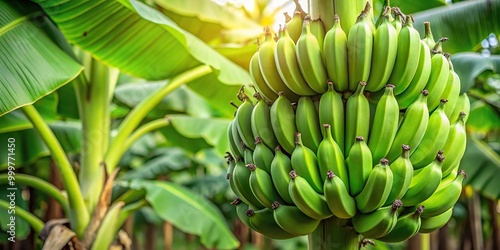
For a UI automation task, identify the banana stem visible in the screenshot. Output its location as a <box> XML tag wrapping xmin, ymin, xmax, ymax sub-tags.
<box><xmin>420</xmin><ymin>233</ymin><xmax>431</xmax><ymax>250</ymax></box>
<box><xmin>318</xmin><ymin>0</ymin><xmax>335</xmax><ymax>30</ymax></box>
<box><xmin>0</xmin><ymin>199</ymin><xmax>44</xmax><ymax>234</ymax></box>
<box><xmin>75</xmin><ymin>56</ymin><xmax>119</xmax><ymax>217</ymax></box>
<box><xmin>308</xmin><ymin>217</ymin><xmax>361</xmax><ymax>250</ymax></box>
<box><xmin>0</xmin><ymin>174</ymin><xmax>70</xmax><ymax>215</ymax></box>
<box><xmin>21</xmin><ymin>105</ymin><xmax>89</xmax><ymax>237</ymax></box>
<box><xmin>104</xmin><ymin>64</ymin><xmax>212</xmax><ymax>172</ymax></box>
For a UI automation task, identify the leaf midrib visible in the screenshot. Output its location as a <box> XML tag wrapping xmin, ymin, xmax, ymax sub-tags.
<box><xmin>0</xmin><ymin>11</ymin><xmax>43</xmax><ymax>36</ymax></box>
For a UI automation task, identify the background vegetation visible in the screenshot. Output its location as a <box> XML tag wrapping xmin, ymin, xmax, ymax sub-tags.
<box><xmin>0</xmin><ymin>0</ymin><xmax>498</xmax><ymax>249</ymax></box>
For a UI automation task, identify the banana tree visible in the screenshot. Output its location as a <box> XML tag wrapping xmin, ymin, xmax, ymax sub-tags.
<box><xmin>0</xmin><ymin>0</ymin><xmax>256</xmax><ymax>248</ymax></box>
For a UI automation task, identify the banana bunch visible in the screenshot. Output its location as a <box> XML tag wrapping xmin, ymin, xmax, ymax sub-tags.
<box><xmin>227</xmin><ymin>1</ymin><xmax>468</xmax><ymax>243</ymax></box>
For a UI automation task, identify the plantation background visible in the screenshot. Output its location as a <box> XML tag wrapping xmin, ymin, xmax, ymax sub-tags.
<box><xmin>0</xmin><ymin>0</ymin><xmax>498</xmax><ymax>249</ymax></box>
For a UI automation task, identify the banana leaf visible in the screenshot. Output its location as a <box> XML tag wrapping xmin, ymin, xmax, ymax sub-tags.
<box><xmin>462</xmin><ymin>137</ymin><xmax>500</xmax><ymax>199</ymax></box>
<box><xmin>0</xmin><ymin>93</ymin><xmax>57</xmax><ymax>133</ymax></box>
<box><xmin>153</xmin><ymin>0</ymin><xmax>261</xmax><ymax>43</ymax></box>
<box><xmin>451</xmin><ymin>53</ymin><xmax>500</xmax><ymax>93</ymax></box>
<box><xmin>114</xmin><ymin>81</ymin><xmax>220</xmax><ymax>118</ymax></box>
<box><xmin>161</xmin><ymin>115</ymin><xmax>231</xmax><ymax>155</ymax></box>
<box><xmin>413</xmin><ymin>0</ymin><xmax>500</xmax><ymax>53</ymax></box>
<box><xmin>32</xmin><ymin>0</ymin><xmax>251</xmax><ymax>113</ymax></box>
<box><xmin>0</xmin><ymin>1</ymin><xmax>83</xmax><ymax>116</ymax></box>
<box><xmin>126</xmin><ymin>179</ymin><xmax>239</xmax><ymax>249</ymax></box>
<box><xmin>119</xmin><ymin>147</ymin><xmax>193</xmax><ymax>181</ymax></box>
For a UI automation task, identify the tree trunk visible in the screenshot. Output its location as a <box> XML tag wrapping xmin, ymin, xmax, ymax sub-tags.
<box><xmin>490</xmin><ymin>199</ymin><xmax>499</xmax><ymax>250</ymax></box>
<box><xmin>308</xmin><ymin>217</ymin><xmax>360</xmax><ymax>250</ymax></box>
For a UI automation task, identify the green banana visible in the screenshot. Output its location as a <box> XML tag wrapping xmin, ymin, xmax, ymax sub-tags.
<box><xmin>323</xmin><ymin>15</ymin><xmax>349</xmax><ymax>92</ymax></box>
<box><xmin>365</xmin><ymin>7</ymin><xmax>398</xmax><ymax>92</ymax></box>
<box><xmin>419</xmin><ymin>206</ymin><xmax>453</xmax><ymax>233</ymax></box>
<box><xmin>425</xmin><ymin>38</ymin><xmax>450</xmax><ymax>111</ymax></box>
<box><xmin>378</xmin><ymin>206</ymin><xmax>424</xmax><ymax>242</ymax></box>
<box><xmin>391</xmin><ymin>8</ymin><xmax>403</xmax><ymax>34</ymax></box>
<box><xmin>317</xmin><ymin>124</ymin><xmax>348</xmax><ymax>185</ymax></box>
<box><xmin>248</xmin><ymin>163</ymin><xmax>285</xmax><ymax>208</ymax></box>
<box><xmin>324</xmin><ymin>171</ymin><xmax>357</xmax><ymax>219</ymax></box>
<box><xmin>274</xmin><ymin>25</ymin><xmax>318</xmax><ymax>96</ymax></box>
<box><xmin>442</xmin><ymin>59</ymin><xmax>462</xmax><ymax>120</ymax></box>
<box><xmin>296</xmin><ymin>17</ymin><xmax>329</xmax><ymax>93</ymax></box>
<box><xmin>352</xmin><ymin>200</ymin><xmax>403</xmax><ymax>239</ymax></box>
<box><xmin>234</xmin><ymin>88</ymin><xmax>255</xmax><ymax>150</ymax></box>
<box><xmin>226</xmin><ymin>152</ymin><xmax>236</xmax><ymax>180</ymax></box>
<box><xmin>227</xmin><ymin>155</ymin><xmax>243</xmax><ymax>199</ymax></box>
<box><xmin>287</xmin><ymin>0</ymin><xmax>307</xmax><ymax>42</ymax></box>
<box><xmin>247</xmin><ymin>208</ymin><xmax>297</xmax><ymax>239</ymax></box>
<box><xmin>384</xmin><ymin>145</ymin><xmax>413</xmax><ymax>206</ymax></box>
<box><xmin>355</xmin><ymin>158</ymin><xmax>394</xmax><ymax>213</ymax></box>
<box><xmin>422</xmin><ymin>22</ymin><xmax>436</xmax><ymax>49</ymax></box>
<box><xmin>252</xmin><ymin>137</ymin><xmax>274</xmax><ymax>174</ymax></box>
<box><xmin>295</xmin><ymin>96</ymin><xmax>322</xmax><ymax>152</ymax></box>
<box><xmin>243</xmin><ymin>146</ymin><xmax>253</xmax><ymax>165</ymax></box>
<box><xmin>250</xmin><ymin>93</ymin><xmax>278</xmax><ymax>150</ymax></box>
<box><xmin>345</xmin><ymin>81</ymin><xmax>370</xmax><ymax>154</ymax></box>
<box><xmin>227</xmin><ymin>120</ymin><xmax>244</xmax><ymax>158</ymax></box>
<box><xmin>249</xmin><ymin>49</ymin><xmax>278</xmax><ymax>102</ymax></box>
<box><xmin>450</xmin><ymin>94</ymin><xmax>470</xmax><ymax>124</ymax></box>
<box><xmin>270</xmin><ymin>92</ymin><xmax>296</xmax><ymax>154</ymax></box>
<box><xmin>287</xmin><ymin>11</ymin><xmax>304</xmax><ymax>43</ymax></box>
<box><xmin>386</xmin><ymin>90</ymin><xmax>429</xmax><ymax>162</ymax></box>
<box><xmin>420</xmin><ymin>170</ymin><xmax>467</xmax><ymax>218</ymax></box>
<box><xmin>318</xmin><ymin>80</ymin><xmax>345</xmax><ymax>154</ymax></box>
<box><xmin>272</xmin><ymin>201</ymin><xmax>321</xmax><ymax>235</ymax></box>
<box><xmin>441</xmin><ymin>112</ymin><xmax>467</xmax><ymax>177</ymax></box>
<box><xmin>310</xmin><ymin>18</ymin><xmax>326</xmax><ymax>51</ymax></box>
<box><xmin>401</xmin><ymin>153</ymin><xmax>444</xmax><ymax>206</ymax></box>
<box><xmin>396</xmin><ymin>40</ymin><xmax>432</xmax><ymax>109</ymax></box>
<box><xmin>289</xmin><ymin>170</ymin><xmax>332</xmax><ymax>220</ymax></box>
<box><xmin>258</xmin><ymin>27</ymin><xmax>298</xmax><ymax>101</ymax></box>
<box><xmin>233</xmin><ymin>198</ymin><xmax>257</xmax><ymax>230</ymax></box>
<box><xmin>291</xmin><ymin>132</ymin><xmax>323</xmax><ymax>193</ymax></box>
<box><xmin>388</xmin><ymin>15</ymin><xmax>421</xmax><ymax>95</ymax></box>
<box><xmin>368</xmin><ymin>84</ymin><xmax>399</xmax><ymax>163</ymax></box>
<box><xmin>270</xmin><ymin>145</ymin><xmax>294</xmax><ymax>204</ymax></box>
<box><xmin>410</xmin><ymin>99</ymin><xmax>450</xmax><ymax>169</ymax></box>
<box><xmin>347</xmin><ymin>136</ymin><xmax>373</xmax><ymax>196</ymax></box>
<box><xmin>347</xmin><ymin>10</ymin><xmax>373</xmax><ymax>92</ymax></box>
<box><xmin>232</xmin><ymin>157</ymin><xmax>265</xmax><ymax>209</ymax></box>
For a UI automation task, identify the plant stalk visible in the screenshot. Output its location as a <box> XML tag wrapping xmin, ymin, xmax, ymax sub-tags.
<box><xmin>21</xmin><ymin>105</ymin><xmax>89</xmax><ymax>237</ymax></box>
<box><xmin>308</xmin><ymin>217</ymin><xmax>360</xmax><ymax>250</ymax></box>
<box><xmin>74</xmin><ymin>57</ymin><xmax>119</xmax><ymax>217</ymax></box>
<box><xmin>0</xmin><ymin>199</ymin><xmax>44</xmax><ymax>234</ymax></box>
<box><xmin>118</xmin><ymin>118</ymin><xmax>170</xmax><ymax>160</ymax></box>
<box><xmin>105</xmin><ymin>64</ymin><xmax>213</xmax><ymax>172</ymax></box>
<box><xmin>0</xmin><ymin>174</ymin><xmax>69</xmax><ymax>215</ymax></box>
<box><xmin>332</xmin><ymin>0</ymin><xmax>373</xmax><ymax>33</ymax></box>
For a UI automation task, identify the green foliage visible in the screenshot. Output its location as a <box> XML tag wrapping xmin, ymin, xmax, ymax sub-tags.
<box><xmin>126</xmin><ymin>180</ymin><xmax>239</xmax><ymax>249</ymax></box>
<box><xmin>0</xmin><ymin>1</ymin><xmax>82</xmax><ymax>116</ymax></box>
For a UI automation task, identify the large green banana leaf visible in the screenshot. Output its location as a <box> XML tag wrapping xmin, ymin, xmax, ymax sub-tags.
<box><xmin>126</xmin><ymin>180</ymin><xmax>239</xmax><ymax>249</ymax></box>
<box><xmin>32</xmin><ymin>0</ymin><xmax>251</xmax><ymax>112</ymax></box>
<box><xmin>0</xmin><ymin>1</ymin><xmax>83</xmax><ymax>116</ymax></box>
<box><xmin>153</xmin><ymin>0</ymin><xmax>261</xmax><ymax>43</ymax></box>
<box><xmin>413</xmin><ymin>0</ymin><xmax>500</xmax><ymax>53</ymax></box>
<box><xmin>452</xmin><ymin>53</ymin><xmax>500</xmax><ymax>93</ymax></box>
<box><xmin>462</xmin><ymin>137</ymin><xmax>500</xmax><ymax>199</ymax></box>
